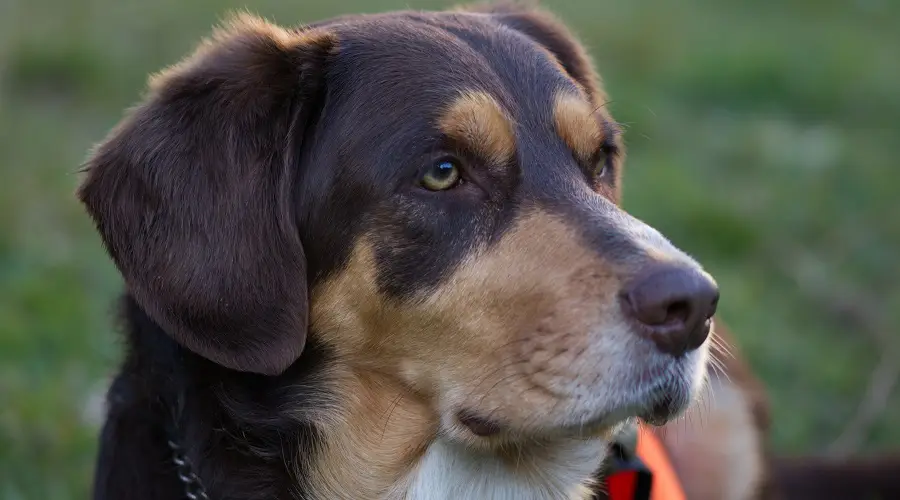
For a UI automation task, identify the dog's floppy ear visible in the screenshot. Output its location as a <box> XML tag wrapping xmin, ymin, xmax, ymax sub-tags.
<box><xmin>78</xmin><ymin>15</ymin><xmax>337</xmax><ymax>375</ymax></box>
<box><xmin>466</xmin><ymin>2</ymin><xmax>606</xmax><ymax>103</ymax></box>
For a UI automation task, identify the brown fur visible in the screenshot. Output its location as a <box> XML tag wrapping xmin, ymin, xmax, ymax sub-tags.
<box><xmin>79</xmin><ymin>5</ymin><xmax>802</xmax><ymax>500</ymax></box>
<box><xmin>438</xmin><ymin>91</ymin><xmax>517</xmax><ymax>167</ymax></box>
<box><xmin>553</xmin><ymin>92</ymin><xmax>604</xmax><ymax>163</ymax></box>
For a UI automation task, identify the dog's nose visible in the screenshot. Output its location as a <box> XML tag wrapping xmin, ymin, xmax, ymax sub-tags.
<box><xmin>620</xmin><ymin>264</ymin><xmax>719</xmax><ymax>357</ymax></box>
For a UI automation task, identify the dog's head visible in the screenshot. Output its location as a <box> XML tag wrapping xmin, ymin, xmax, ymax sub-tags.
<box><xmin>80</xmin><ymin>6</ymin><xmax>717</xmax><ymax>445</ymax></box>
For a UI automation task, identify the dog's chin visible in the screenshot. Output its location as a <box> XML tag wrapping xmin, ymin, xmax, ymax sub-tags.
<box><xmin>447</xmin><ymin>403</ymin><xmax>670</xmax><ymax>449</ymax></box>
<box><xmin>549</xmin><ymin>383</ymin><xmax>697</xmax><ymax>439</ymax></box>
<box><xmin>445</xmin><ymin>413</ymin><xmax>626</xmax><ymax>449</ymax></box>
<box><xmin>449</xmin><ymin>363</ymin><xmax>705</xmax><ymax>446</ymax></box>
<box><xmin>446</xmin><ymin>398</ymin><xmax>691</xmax><ymax>451</ymax></box>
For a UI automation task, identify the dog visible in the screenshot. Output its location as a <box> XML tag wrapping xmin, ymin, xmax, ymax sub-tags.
<box><xmin>78</xmin><ymin>3</ymin><xmax>842</xmax><ymax>499</ymax></box>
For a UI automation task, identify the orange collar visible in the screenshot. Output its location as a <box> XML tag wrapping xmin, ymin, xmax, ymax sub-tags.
<box><xmin>605</xmin><ymin>424</ymin><xmax>685</xmax><ymax>500</ymax></box>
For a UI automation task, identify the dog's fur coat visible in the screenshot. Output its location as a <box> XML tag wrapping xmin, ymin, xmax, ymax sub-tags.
<box><xmin>79</xmin><ymin>3</ymin><xmax>898</xmax><ymax>500</ymax></box>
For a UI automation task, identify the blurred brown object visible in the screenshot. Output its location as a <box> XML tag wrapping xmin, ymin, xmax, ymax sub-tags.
<box><xmin>654</xmin><ymin>322</ymin><xmax>774</xmax><ymax>499</ymax></box>
<box><xmin>656</xmin><ymin>321</ymin><xmax>900</xmax><ymax>499</ymax></box>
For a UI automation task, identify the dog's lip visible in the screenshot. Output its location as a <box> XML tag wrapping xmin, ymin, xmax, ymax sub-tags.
<box><xmin>560</xmin><ymin>401</ymin><xmax>673</xmax><ymax>435</ymax></box>
<box><xmin>455</xmin><ymin>398</ymin><xmax>675</xmax><ymax>441</ymax></box>
<box><xmin>455</xmin><ymin>371</ymin><xmax>693</xmax><ymax>439</ymax></box>
<box><xmin>456</xmin><ymin>396</ymin><xmax>685</xmax><ymax>439</ymax></box>
<box><xmin>636</xmin><ymin>394</ymin><xmax>678</xmax><ymax>426</ymax></box>
<box><xmin>555</xmin><ymin>414</ymin><xmax>626</xmax><ymax>438</ymax></box>
<box><xmin>457</xmin><ymin>410</ymin><xmax>504</xmax><ymax>437</ymax></box>
<box><xmin>455</xmin><ymin>401</ymin><xmax>651</xmax><ymax>440</ymax></box>
<box><xmin>558</xmin><ymin>384</ymin><xmax>688</xmax><ymax>434</ymax></box>
<box><xmin>456</xmin><ymin>409</ymin><xmax>618</xmax><ymax>440</ymax></box>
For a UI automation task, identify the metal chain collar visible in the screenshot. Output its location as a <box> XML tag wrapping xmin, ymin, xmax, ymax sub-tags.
<box><xmin>166</xmin><ymin>438</ymin><xmax>211</xmax><ymax>500</ymax></box>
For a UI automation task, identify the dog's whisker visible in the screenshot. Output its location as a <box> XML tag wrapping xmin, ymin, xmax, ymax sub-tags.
<box><xmin>709</xmin><ymin>332</ymin><xmax>736</xmax><ymax>360</ymax></box>
<box><xmin>709</xmin><ymin>355</ymin><xmax>733</xmax><ymax>385</ymax></box>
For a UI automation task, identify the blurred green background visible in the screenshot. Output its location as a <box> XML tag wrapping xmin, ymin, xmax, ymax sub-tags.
<box><xmin>2</xmin><ymin>0</ymin><xmax>898</xmax><ymax>498</ymax></box>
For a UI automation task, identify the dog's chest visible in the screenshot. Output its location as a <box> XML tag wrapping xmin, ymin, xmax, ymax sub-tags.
<box><xmin>397</xmin><ymin>438</ymin><xmax>607</xmax><ymax>500</ymax></box>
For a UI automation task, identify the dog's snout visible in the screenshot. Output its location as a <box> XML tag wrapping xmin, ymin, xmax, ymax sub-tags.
<box><xmin>620</xmin><ymin>264</ymin><xmax>719</xmax><ymax>357</ymax></box>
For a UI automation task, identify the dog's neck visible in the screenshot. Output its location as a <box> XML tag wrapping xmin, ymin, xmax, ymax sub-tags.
<box><xmin>305</xmin><ymin>368</ymin><xmax>607</xmax><ymax>500</ymax></box>
<box><xmin>403</xmin><ymin>436</ymin><xmax>606</xmax><ymax>500</ymax></box>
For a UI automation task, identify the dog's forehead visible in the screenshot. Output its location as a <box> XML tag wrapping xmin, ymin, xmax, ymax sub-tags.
<box><xmin>325</xmin><ymin>12</ymin><xmax>581</xmax><ymax>120</ymax></box>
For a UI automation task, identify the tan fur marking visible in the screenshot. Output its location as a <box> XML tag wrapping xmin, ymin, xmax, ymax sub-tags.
<box><xmin>306</xmin><ymin>371</ymin><xmax>436</xmax><ymax>499</ymax></box>
<box><xmin>553</xmin><ymin>92</ymin><xmax>603</xmax><ymax>163</ymax></box>
<box><xmin>437</xmin><ymin>91</ymin><xmax>516</xmax><ymax>166</ymax></box>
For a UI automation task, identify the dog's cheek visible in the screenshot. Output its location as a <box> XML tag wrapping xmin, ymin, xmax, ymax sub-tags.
<box><xmin>307</xmin><ymin>236</ymin><xmax>470</xmax><ymax>374</ymax></box>
<box><xmin>309</xmin><ymin>212</ymin><xmax>632</xmax><ymax>419</ymax></box>
<box><xmin>308</xmin><ymin>239</ymin><xmax>386</xmax><ymax>362</ymax></box>
<box><xmin>369</xmin><ymin>196</ymin><xmax>490</xmax><ymax>300</ymax></box>
<box><xmin>407</xmin><ymin>211</ymin><xmax>627</xmax><ymax>415</ymax></box>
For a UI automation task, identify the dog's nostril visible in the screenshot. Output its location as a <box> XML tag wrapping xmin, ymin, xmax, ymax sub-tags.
<box><xmin>620</xmin><ymin>264</ymin><xmax>719</xmax><ymax>357</ymax></box>
<box><xmin>664</xmin><ymin>300</ymin><xmax>690</xmax><ymax>325</ymax></box>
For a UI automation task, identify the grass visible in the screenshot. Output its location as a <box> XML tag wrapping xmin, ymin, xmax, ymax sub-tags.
<box><xmin>1</xmin><ymin>0</ymin><xmax>898</xmax><ymax>498</ymax></box>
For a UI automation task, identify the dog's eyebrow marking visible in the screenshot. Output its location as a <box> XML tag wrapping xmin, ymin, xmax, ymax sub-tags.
<box><xmin>437</xmin><ymin>91</ymin><xmax>516</xmax><ymax>166</ymax></box>
<box><xmin>553</xmin><ymin>92</ymin><xmax>604</xmax><ymax>163</ymax></box>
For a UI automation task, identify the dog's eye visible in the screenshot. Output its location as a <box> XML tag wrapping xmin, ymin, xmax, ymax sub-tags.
<box><xmin>421</xmin><ymin>160</ymin><xmax>462</xmax><ymax>191</ymax></box>
<box><xmin>594</xmin><ymin>147</ymin><xmax>612</xmax><ymax>180</ymax></box>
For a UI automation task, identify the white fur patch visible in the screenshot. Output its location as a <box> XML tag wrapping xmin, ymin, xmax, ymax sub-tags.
<box><xmin>400</xmin><ymin>437</ymin><xmax>607</xmax><ymax>500</ymax></box>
